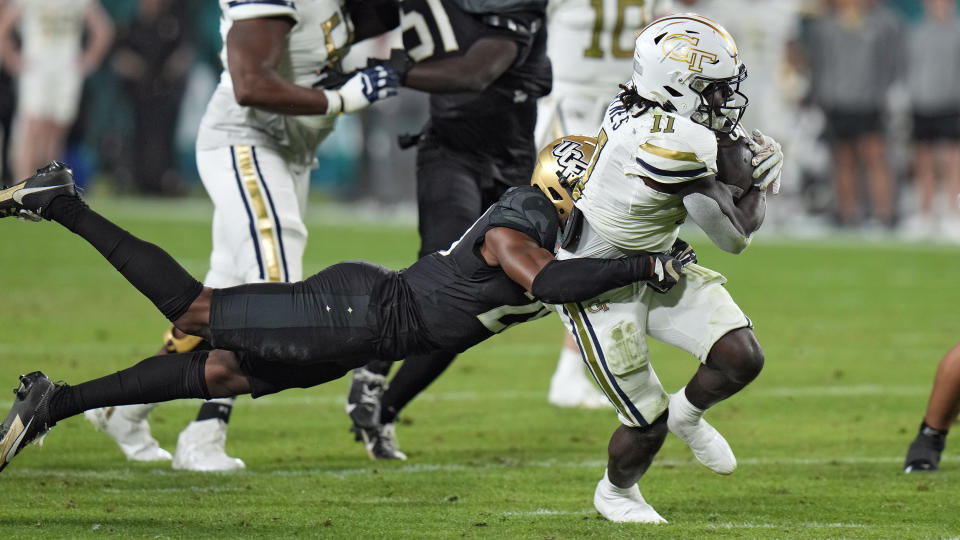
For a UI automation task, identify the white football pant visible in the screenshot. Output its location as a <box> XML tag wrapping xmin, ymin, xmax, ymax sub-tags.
<box><xmin>197</xmin><ymin>145</ymin><xmax>311</xmax><ymax>288</ymax></box>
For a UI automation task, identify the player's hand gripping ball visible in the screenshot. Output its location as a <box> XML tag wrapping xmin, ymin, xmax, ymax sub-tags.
<box><xmin>747</xmin><ymin>129</ymin><xmax>783</xmax><ymax>194</ymax></box>
<box><xmin>715</xmin><ymin>129</ymin><xmax>756</xmax><ymax>201</ymax></box>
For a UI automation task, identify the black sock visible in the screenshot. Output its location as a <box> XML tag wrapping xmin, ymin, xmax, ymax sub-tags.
<box><xmin>379</xmin><ymin>351</ymin><xmax>456</xmax><ymax>425</ymax></box>
<box><xmin>195</xmin><ymin>401</ymin><xmax>233</xmax><ymax>423</ymax></box>
<box><xmin>44</xmin><ymin>195</ymin><xmax>203</xmax><ymax>322</ymax></box>
<box><xmin>47</xmin><ymin>351</ymin><xmax>211</xmax><ymax>423</ymax></box>
<box><xmin>919</xmin><ymin>421</ymin><xmax>948</xmax><ymax>449</ymax></box>
<box><xmin>363</xmin><ymin>359</ymin><xmax>393</xmax><ymax>377</ymax></box>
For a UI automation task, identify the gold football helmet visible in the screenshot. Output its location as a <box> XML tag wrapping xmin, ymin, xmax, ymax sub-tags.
<box><xmin>530</xmin><ymin>135</ymin><xmax>597</xmax><ymax>238</ymax></box>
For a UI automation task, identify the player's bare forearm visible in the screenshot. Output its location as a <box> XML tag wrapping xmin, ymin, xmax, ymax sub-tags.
<box><xmin>227</xmin><ymin>17</ymin><xmax>335</xmax><ymax>115</ymax></box>
<box><xmin>481</xmin><ymin>227</ymin><xmax>554</xmax><ymax>291</ymax></box>
<box><xmin>405</xmin><ymin>37</ymin><xmax>517</xmax><ymax>93</ymax></box>
<box><xmin>482</xmin><ymin>227</ymin><xmax>683</xmax><ymax>303</ymax></box>
<box><xmin>733</xmin><ymin>186</ymin><xmax>766</xmax><ymax>237</ymax></box>
<box><xmin>682</xmin><ymin>177</ymin><xmax>764</xmax><ymax>254</ymax></box>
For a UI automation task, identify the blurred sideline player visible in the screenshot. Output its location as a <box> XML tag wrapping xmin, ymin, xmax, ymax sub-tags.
<box><xmin>535</xmin><ymin>0</ymin><xmax>675</xmax><ymax>409</ymax></box>
<box><xmin>83</xmin><ymin>0</ymin><xmax>401</xmax><ymax>471</ymax></box>
<box><xmin>0</xmin><ymin>0</ymin><xmax>113</xmax><ymax>183</ymax></box>
<box><xmin>341</xmin><ymin>0</ymin><xmax>554</xmax><ymax>459</ymax></box>
<box><xmin>904</xmin><ymin>341</ymin><xmax>960</xmax><ymax>472</ymax></box>
<box><xmin>550</xmin><ymin>15</ymin><xmax>783</xmax><ymax>522</ymax></box>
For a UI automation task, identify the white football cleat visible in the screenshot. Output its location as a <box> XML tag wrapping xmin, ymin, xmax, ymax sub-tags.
<box><xmin>667</xmin><ymin>390</ymin><xmax>736</xmax><ymax>475</ymax></box>
<box><xmin>593</xmin><ymin>470</ymin><xmax>667</xmax><ymax>523</ymax></box>
<box><xmin>172</xmin><ymin>419</ymin><xmax>245</xmax><ymax>472</ymax></box>
<box><xmin>85</xmin><ymin>404</ymin><xmax>172</xmax><ymax>462</ymax></box>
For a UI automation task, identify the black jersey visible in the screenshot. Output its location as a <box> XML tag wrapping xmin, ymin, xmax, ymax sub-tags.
<box><xmin>209</xmin><ymin>187</ymin><xmax>561</xmax><ymax>395</ymax></box>
<box><xmin>401</xmin><ymin>0</ymin><xmax>551</xmax><ymax>164</ymax></box>
<box><xmin>401</xmin><ymin>185</ymin><xmax>558</xmax><ymax>354</ymax></box>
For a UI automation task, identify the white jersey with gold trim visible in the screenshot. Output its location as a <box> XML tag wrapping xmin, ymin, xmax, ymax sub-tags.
<box><xmin>572</xmin><ymin>100</ymin><xmax>717</xmax><ymax>254</ymax></box>
<box><xmin>197</xmin><ymin>0</ymin><xmax>353</xmax><ymax>165</ymax></box>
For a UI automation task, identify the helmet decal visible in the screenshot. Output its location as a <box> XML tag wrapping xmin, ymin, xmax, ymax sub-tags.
<box><xmin>660</xmin><ymin>34</ymin><xmax>719</xmax><ymax>73</ymax></box>
<box><xmin>531</xmin><ymin>135</ymin><xmax>598</xmax><ymax>231</ymax></box>
<box><xmin>552</xmin><ymin>139</ymin><xmax>591</xmax><ymax>181</ymax></box>
<box><xmin>630</xmin><ymin>13</ymin><xmax>747</xmax><ymax>133</ymax></box>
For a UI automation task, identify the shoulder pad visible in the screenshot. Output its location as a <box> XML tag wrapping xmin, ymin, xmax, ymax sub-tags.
<box><xmin>488</xmin><ymin>186</ymin><xmax>559</xmax><ymax>249</ymax></box>
<box><xmin>627</xmin><ymin>112</ymin><xmax>718</xmax><ymax>185</ymax></box>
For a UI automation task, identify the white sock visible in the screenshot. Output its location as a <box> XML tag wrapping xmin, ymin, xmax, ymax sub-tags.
<box><xmin>601</xmin><ymin>469</ymin><xmax>638</xmax><ymax>495</ymax></box>
<box><xmin>671</xmin><ymin>386</ymin><xmax>705</xmax><ymax>424</ymax></box>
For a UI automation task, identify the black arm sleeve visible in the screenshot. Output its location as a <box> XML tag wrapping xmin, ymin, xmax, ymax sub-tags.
<box><xmin>530</xmin><ymin>256</ymin><xmax>652</xmax><ymax>304</ymax></box>
<box><xmin>345</xmin><ymin>0</ymin><xmax>400</xmax><ymax>42</ymax></box>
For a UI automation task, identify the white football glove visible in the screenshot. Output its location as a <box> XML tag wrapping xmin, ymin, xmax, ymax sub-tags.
<box><xmin>323</xmin><ymin>65</ymin><xmax>399</xmax><ymax>115</ymax></box>
<box><xmin>747</xmin><ymin>129</ymin><xmax>783</xmax><ymax>194</ymax></box>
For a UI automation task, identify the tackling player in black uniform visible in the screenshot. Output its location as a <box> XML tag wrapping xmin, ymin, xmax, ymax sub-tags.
<box><xmin>333</xmin><ymin>0</ymin><xmax>555</xmax><ymax>457</ymax></box>
<box><xmin>0</xmin><ymin>138</ymin><xmax>691</xmax><ymax>473</ymax></box>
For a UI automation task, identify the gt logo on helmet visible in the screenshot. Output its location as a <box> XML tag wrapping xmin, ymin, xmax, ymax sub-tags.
<box><xmin>661</xmin><ymin>34</ymin><xmax>718</xmax><ymax>73</ymax></box>
<box><xmin>552</xmin><ymin>139</ymin><xmax>590</xmax><ymax>179</ymax></box>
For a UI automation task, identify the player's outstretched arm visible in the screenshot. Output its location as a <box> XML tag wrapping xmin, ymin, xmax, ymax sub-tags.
<box><xmin>680</xmin><ymin>176</ymin><xmax>766</xmax><ymax>254</ymax></box>
<box><xmin>481</xmin><ymin>227</ymin><xmax>685</xmax><ymax>303</ymax></box>
<box><xmin>404</xmin><ymin>37</ymin><xmax>518</xmax><ymax>93</ymax></box>
<box><xmin>227</xmin><ymin>18</ymin><xmax>396</xmax><ymax>115</ymax></box>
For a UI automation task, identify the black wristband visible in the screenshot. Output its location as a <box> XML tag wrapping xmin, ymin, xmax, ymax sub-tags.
<box><xmin>531</xmin><ymin>256</ymin><xmax>651</xmax><ymax>304</ymax></box>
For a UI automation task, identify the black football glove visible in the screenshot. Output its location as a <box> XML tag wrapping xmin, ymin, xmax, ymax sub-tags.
<box><xmin>313</xmin><ymin>66</ymin><xmax>353</xmax><ymax>90</ymax></box>
<box><xmin>367</xmin><ymin>48</ymin><xmax>414</xmax><ymax>85</ymax></box>
<box><xmin>643</xmin><ymin>253</ymin><xmax>683</xmax><ymax>294</ymax></box>
<box><xmin>313</xmin><ymin>49</ymin><xmax>414</xmax><ymax>90</ymax></box>
<box><xmin>669</xmin><ymin>237</ymin><xmax>697</xmax><ymax>268</ymax></box>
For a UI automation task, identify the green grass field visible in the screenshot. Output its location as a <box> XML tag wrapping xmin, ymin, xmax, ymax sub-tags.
<box><xmin>1</xmin><ymin>196</ymin><xmax>959</xmax><ymax>539</ymax></box>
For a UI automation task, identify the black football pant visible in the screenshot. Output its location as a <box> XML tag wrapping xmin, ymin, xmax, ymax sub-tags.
<box><xmin>43</xmin><ymin>195</ymin><xmax>420</xmax><ymax>401</ymax></box>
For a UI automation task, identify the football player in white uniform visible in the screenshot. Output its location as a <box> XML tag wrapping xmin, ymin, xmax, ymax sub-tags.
<box><xmin>0</xmin><ymin>0</ymin><xmax>113</xmax><ymax>184</ymax></box>
<box><xmin>542</xmin><ymin>14</ymin><xmax>783</xmax><ymax>522</ymax></box>
<box><xmin>536</xmin><ymin>0</ymin><xmax>675</xmax><ymax>409</ymax></box>
<box><xmin>84</xmin><ymin>0</ymin><xmax>400</xmax><ymax>471</ymax></box>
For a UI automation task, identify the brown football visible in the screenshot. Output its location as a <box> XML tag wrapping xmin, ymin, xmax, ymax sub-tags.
<box><xmin>715</xmin><ymin>133</ymin><xmax>754</xmax><ymax>200</ymax></box>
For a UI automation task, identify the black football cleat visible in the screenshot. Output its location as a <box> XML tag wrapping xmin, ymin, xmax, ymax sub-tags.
<box><xmin>0</xmin><ymin>161</ymin><xmax>77</xmax><ymax>219</ymax></box>
<box><xmin>355</xmin><ymin>422</ymin><xmax>407</xmax><ymax>461</ymax></box>
<box><xmin>0</xmin><ymin>372</ymin><xmax>59</xmax><ymax>473</ymax></box>
<box><xmin>345</xmin><ymin>368</ymin><xmax>386</xmax><ymax>431</ymax></box>
<box><xmin>904</xmin><ymin>428</ymin><xmax>945</xmax><ymax>473</ymax></box>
